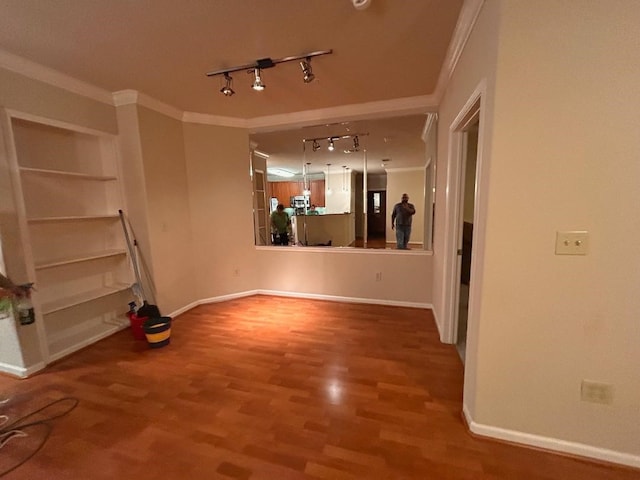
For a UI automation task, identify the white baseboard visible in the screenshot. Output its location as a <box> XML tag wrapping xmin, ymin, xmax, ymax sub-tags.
<box><xmin>256</xmin><ymin>289</ymin><xmax>431</xmax><ymax>310</ymax></box>
<box><xmin>166</xmin><ymin>290</ymin><xmax>431</xmax><ymax>320</ymax></box>
<box><xmin>463</xmin><ymin>404</ymin><xmax>640</xmax><ymax>470</ymax></box>
<box><xmin>0</xmin><ymin>360</ymin><xmax>46</xmax><ymax>378</ymax></box>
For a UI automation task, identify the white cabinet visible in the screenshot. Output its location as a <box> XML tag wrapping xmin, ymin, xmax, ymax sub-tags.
<box><xmin>9</xmin><ymin>115</ymin><xmax>134</xmax><ymax>363</ymax></box>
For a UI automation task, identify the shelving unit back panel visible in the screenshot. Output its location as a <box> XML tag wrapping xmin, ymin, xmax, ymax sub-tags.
<box><xmin>20</xmin><ymin>175</ymin><xmax>120</xmax><ymax>218</ymax></box>
<box><xmin>44</xmin><ymin>290</ymin><xmax>132</xmax><ymax>354</ymax></box>
<box><xmin>29</xmin><ymin>219</ymin><xmax>125</xmax><ymax>265</ymax></box>
<box><xmin>12</xmin><ymin>119</ymin><xmax>112</xmax><ymax>176</ymax></box>
<box><xmin>35</xmin><ymin>256</ymin><xmax>131</xmax><ymax>306</ymax></box>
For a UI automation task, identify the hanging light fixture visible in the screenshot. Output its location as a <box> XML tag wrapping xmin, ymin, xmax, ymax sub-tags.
<box><xmin>326</xmin><ymin>163</ymin><xmax>332</xmax><ymax>195</ymax></box>
<box><xmin>207</xmin><ymin>49</ymin><xmax>332</xmax><ymax>96</ymax></box>
<box><xmin>303</xmin><ymin>162</ymin><xmax>311</xmax><ymax>196</ymax></box>
<box><xmin>327</xmin><ymin>138</ymin><xmax>335</xmax><ymax>152</ymax></box>
<box><xmin>220</xmin><ymin>73</ymin><xmax>235</xmax><ymax>96</ymax></box>
<box><xmin>300</xmin><ymin>57</ymin><xmax>315</xmax><ymax>83</ymax></box>
<box><xmin>251</xmin><ymin>68</ymin><xmax>266</xmax><ymax>91</ymax></box>
<box><xmin>342</xmin><ymin>166</ymin><xmax>347</xmax><ymax>191</ymax></box>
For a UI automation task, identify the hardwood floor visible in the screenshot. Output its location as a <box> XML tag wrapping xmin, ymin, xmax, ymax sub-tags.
<box><xmin>0</xmin><ymin>296</ymin><xmax>636</xmax><ymax>479</ymax></box>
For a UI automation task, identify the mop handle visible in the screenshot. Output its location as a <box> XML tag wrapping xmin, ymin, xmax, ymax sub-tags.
<box><xmin>118</xmin><ymin>210</ymin><xmax>146</xmax><ymax>299</ymax></box>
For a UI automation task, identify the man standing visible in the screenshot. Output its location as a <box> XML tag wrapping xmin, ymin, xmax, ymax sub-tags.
<box><xmin>391</xmin><ymin>193</ymin><xmax>416</xmax><ymax>249</ymax></box>
<box><xmin>270</xmin><ymin>204</ymin><xmax>291</xmax><ymax>246</ymax></box>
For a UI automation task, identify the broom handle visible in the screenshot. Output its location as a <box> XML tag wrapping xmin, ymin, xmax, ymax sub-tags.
<box><xmin>118</xmin><ymin>209</ymin><xmax>147</xmax><ymax>300</ymax></box>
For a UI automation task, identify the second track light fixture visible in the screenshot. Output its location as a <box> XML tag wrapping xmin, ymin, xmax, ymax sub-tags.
<box><xmin>303</xmin><ymin>133</ymin><xmax>368</xmax><ymax>153</ymax></box>
<box><xmin>207</xmin><ymin>49</ymin><xmax>332</xmax><ymax>96</ymax></box>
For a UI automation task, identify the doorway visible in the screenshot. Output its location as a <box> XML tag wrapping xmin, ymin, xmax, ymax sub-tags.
<box><xmin>367</xmin><ymin>190</ymin><xmax>386</xmax><ymax>247</ymax></box>
<box><xmin>456</xmin><ymin>123</ymin><xmax>479</xmax><ymax>363</ymax></box>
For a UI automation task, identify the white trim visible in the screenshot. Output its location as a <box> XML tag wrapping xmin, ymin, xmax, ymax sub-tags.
<box><xmin>421</xmin><ymin>112</ymin><xmax>438</xmax><ymax>142</ymax></box>
<box><xmin>247</xmin><ymin>95</ymin><xmax>437</xmax><ymax>132</ymax></box>
<box><xmin>255</xmin><ymin>245</ymin><xmax>432</xmax><ymax>256</ymax></box>
<box><xmin>113</xmin><ymin>90</ymin><xmax>184</xmax><ymax>121</ymax></box>
<box><xmin>441</xmin><ymin>79</ymin><xmax>486</xmax><ymax>344</ymax></box>
<box><xmin>434</xmin><ymin>0</ymin><xmax>485</xmax><ymax>101</ymax></box>
<box><xmin>385</xmin><ymin>166</ymin><xmax>426</xmax><ymax>173</ymax></box>
<box><xmin>182</xmin><ymin>111</ymin><xmax>248</xmax><ymax>128</ymax></box>
<box><xmin>0</xmin><ymin>361</ymin><xmax>46</xmax><ymax>378</ymax></box>
<box><xmin>463</xmin><ymin>405</ymin><xmax>640</xmax><ymax>470</ymax></box>
<box><xmin>5</xmin><ymin>109</ymin><xmax>116</xmax><ymax>138</ymax></box>
<box><xmin>0</xmin><ymin>48</ymin><xmax>114</xmax><ymax>105</ymax></box>
<box><xmin>112</xmin><ymin>89</ymin><xmax>139</xmax><ymax>107</ymax></box>
<box><xmin>1</xmin><ymin>109</ymin><xmax>51</xmax><ymax>363</ymax></box>
<box><xmin>166</xmin><ymin>290</ymin><xmax>431</xmax><ymax>319</ymax></box>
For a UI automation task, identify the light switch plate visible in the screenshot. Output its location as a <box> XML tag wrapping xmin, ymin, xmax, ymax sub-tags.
<box><xmin>555</xmin><ymin>231</ymin><xmax>589</xmax><ymax>255</ymax></box>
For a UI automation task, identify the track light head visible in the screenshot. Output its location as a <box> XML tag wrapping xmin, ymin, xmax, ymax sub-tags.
<box><xmin>312</xmin><ymin>140</ymin><xmax>320</xmax><ymax>152</ymax></box>
<box><xmin>300</xmin><ymin>58</ymin><xmax>315</xmax><ymax>83</ymax></box>
<box><xmin>251</xmin><ymin>68</ymin><xmax>266</xmax><ymax>91</ymax></box>
<box><xmin>328</xmin><ymin>138</ymin><xmax>335</xmax><ymax>152</ymax></box>
<box><xmin>220</xmin><ymin>73</ymin><xmax>235</xmax><ymax>96</ymax></box>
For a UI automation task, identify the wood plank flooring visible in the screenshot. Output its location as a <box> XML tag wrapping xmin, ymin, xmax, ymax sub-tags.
<box><xmin>0</xmin><ymin>295</ymin><xmax>636</xmax><ymax>479</ymax></box>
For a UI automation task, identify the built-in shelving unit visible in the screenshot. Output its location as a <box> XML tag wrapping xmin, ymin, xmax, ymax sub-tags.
<box><xmin>9</xmin><ymin>115</ymin><xmax>134</xmax><ymax>362</ymax></box>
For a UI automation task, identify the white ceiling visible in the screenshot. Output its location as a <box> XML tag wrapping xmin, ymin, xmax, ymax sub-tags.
<box><xmin>0</xmin><ymin>0</ymin><xmax>468</xmax><ymax>172</ymax></box>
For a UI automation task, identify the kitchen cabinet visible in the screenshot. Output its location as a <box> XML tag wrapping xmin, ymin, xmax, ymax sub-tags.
<box><xmin>268</xmin><ymin>180</ymin><xmax>325</xmax><ymax>208</ymax></box>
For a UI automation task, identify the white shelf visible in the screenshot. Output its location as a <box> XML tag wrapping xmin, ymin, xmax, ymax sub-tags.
<box><xmin>48</xmin><ymin>321</ymin><xmax>126</xmax><ymax>362</ymax></box>
<box><xmin>19</xmin><ymin>167</ymin><xmax>117</xmax><ymax>181</ymax></box>
<box><xmin>41</xmin><ymin>284</ymin><xmax>132</xmax><ymax>315</ymax></box>
<box><xmin>35</xmin><ymin>249</ymin><xmax>127</xmax><ymax>270</ymax></box>
<box><xmin>27</xmin><ymin>214</ymin><xmax>120</xmax><ymax>223</ymax></box>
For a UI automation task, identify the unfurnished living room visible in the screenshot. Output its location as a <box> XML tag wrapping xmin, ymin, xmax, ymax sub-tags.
<box><xmin>0</xmin><ymin>1</ymin><xmax>638</xmax><ymax>479</ymax></box>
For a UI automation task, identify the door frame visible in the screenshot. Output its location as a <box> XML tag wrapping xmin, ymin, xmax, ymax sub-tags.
<box><xmin>441</xmin><ymin>81</ymin><xmax>487</xmax><ymax>344</ymax></box>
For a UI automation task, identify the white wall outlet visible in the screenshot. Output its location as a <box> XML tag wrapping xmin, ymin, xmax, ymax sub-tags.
<box><xmin>581</xmin><ymin>380</ymin><xmax>614</xmax><ymax>405</ymax></box>
<box><xmin>555</xmin><ymin>231</ymin><xmax>589</xmax><ymax>255</ymax></box>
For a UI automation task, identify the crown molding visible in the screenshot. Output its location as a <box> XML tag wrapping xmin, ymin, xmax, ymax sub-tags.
<box><xmin>421</xmin><ymin>112</ymin><xmax>438</xmax><ymax>141</ymax></box>
<box><xmin>434</xmin><ymin>0</ymin><xmax>485</xmax><ymax>101</ymax></box>
<box><xmin>112</xmin><ymin>89</ymin><xmax>138</xmax><ymax>106</ymax></box>
<box><xmin>182</xmin><ymin>111</ymin><xmax>248</xmax><ymax>128</ymax></box>
<box><xmin>246</xmin><ymin>94</ymin><xmax>437</xmax><ymax>133</ymax></box>
<box><xmin>0</xmin><ymin>48</ymin><xmax>114</xmax><ymax>105</ymax></box>
<box><xmin>385</xmin><ymin>166</ymin><xmax>426</xmax><ymax>173</ymax></box>
<box><xmin>113</xmin><ymin>89</ymin><xmax>183</xmax><ymax>121</ymax></box>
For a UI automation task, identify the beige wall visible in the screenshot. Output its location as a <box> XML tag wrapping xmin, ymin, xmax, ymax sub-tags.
<box><xmin>136</xmin><ymin>107</ymin><xmax>198</xmax><ymax>314</ymax></box>
<box><xmin>438</xmin><ymin>0</ymin><xmax>639</xmax><ymax>461</ymax></box>
<box><xmin>257</xmin><ymin>248</ymin><xmax>432</xmax><ymax>306</ymax></box>
<box><xmin>182</xmin><ymin>122</ymin><xmax>258</xmax><ymax>299</ymax></box>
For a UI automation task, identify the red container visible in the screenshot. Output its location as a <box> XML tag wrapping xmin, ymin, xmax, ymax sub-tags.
<box><xmin>128</xmin><ymin>312</ymin><xmax>148</xmax><ymax>340</ymax></box>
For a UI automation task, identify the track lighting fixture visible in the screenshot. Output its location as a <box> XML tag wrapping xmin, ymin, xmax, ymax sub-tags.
<box><xmin>207</xmin><ymin>49</ymin><xmax>332</xmax><ymax>96</ymax></box>
<box><xmin>251</xmin><ymin>68</ymin><xmax>265</xmax><ymax>91</ymax></box>
<box><xmin>303</xmin><ymin>133</ymin><xmax>368</xmax><ymax>154</ymax></box>
<box><xmin>300</xmin><ymin>58</ymin><xmax>315</xmax><ymax>83</ymax></box>
<box><xmin>220</xmin><ymin>73</ymin><xmax>235</xmax><ymax>96</ymax></box>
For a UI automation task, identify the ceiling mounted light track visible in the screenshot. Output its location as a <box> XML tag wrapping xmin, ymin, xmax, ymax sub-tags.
<box><xmin>303</xmin><ymin>133</ymin><xmax>368</xmax><ymax>153</ymax></box>
<box><xmin>207</xmin><ymin>49</ymin><xmax>332</xmax><ymax>96</ymax></box>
